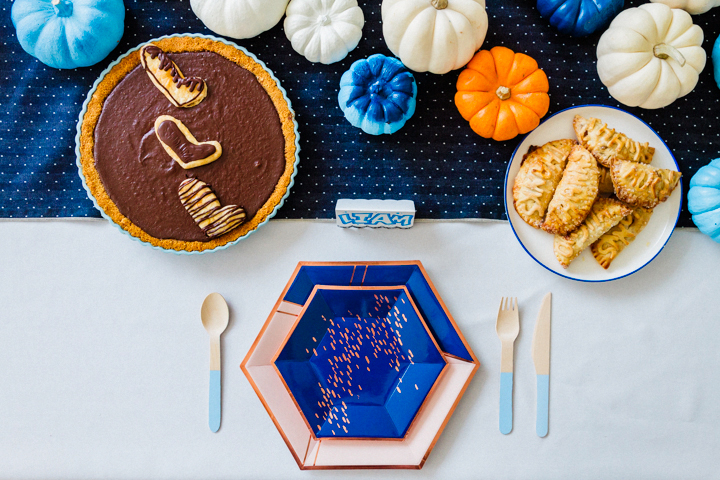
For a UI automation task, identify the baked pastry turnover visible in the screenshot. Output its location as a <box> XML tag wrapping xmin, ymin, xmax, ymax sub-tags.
<box><xmin>591</xmin><ymin>207</ymin><xmax>653</xmax><ymax>269</ymax></box>
<box><xmin>541</xmin><ymin>145</ymin><xmax>599</xmax><ymax>235</ymax></box>
<box><xmin>611</xmin><ymin>160</ymin><xmax>681</xmax><ymax>208</ymax></box>
<box><xmin>554</xmin><ymin>197</ymin><xmax>633</xmax><ymax>268</ymax></box>
<box><xmin>573</xmin><ymin>115</ymin><xmax>654</xmax><ymax>168</ymax></box>
<box><xmin>513</xmin><ymin>139</ymin><xmax>575</xmax><ymax>229</ymax></box>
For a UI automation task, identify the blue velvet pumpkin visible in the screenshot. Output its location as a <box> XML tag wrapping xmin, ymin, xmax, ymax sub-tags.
<box><xmin>688</xmin><ymin>158</ymin><xmax>720</xmax><ymax>242</ymax></box>
<box><xmin>12</xmin><ymin>0</ymin><xmax>125</xmax><ymax>69</ymax></box>
<box><xmin>536</xmin><ymin>0</ymin><xmax>623</xmax><ymax>37</ymax></box>
<box><xmin>713</xmin><ymin>34</ymin><xmax>720</xmax><ymax>90</ymax></box>
<box><xmin>338</xmin><ymin>54</ymin><xmax>417</xmax><ymax>135</ymax></box>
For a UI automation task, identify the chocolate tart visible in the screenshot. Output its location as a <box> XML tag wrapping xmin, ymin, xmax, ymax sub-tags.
<box><xmin>76</xmin><ymin>34</ymin><xmax>299</xmax><ymax>253</ymax></box>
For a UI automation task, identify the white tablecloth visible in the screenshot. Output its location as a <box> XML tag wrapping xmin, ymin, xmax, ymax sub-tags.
<box><xmin>1</xmin><ymin>219</ymin><xmax>718</xmax><ymax>479</ymax></box>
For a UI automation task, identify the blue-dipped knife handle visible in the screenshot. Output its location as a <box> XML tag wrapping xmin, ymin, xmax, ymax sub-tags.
<box><xmin>536</xmin><ymin>374</ymin><xmax>549</xmax><ymax>437</ymax></box>
<box><xmin>499</xmin><ymin>372</ymin><xmax>513</xmax><ymax>434</ymax></box>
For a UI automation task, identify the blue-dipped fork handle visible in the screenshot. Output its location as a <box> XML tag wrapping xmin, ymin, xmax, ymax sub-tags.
<box><xmin>499</xmin><ymin>372</ymin><xmax>513</xmax><ymax>434</ymax></box>
<box><xmin>536</xmin><ymin>374</ymin><xmax>549</xmax><ymax>437</ymax></box>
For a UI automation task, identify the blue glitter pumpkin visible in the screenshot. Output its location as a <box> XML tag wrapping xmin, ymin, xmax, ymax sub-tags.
<box><xmin>338</xmin><ymin>54</ymin><xmax>417</xmax><ymax>135</ymax></box>
<box><xmin>536</xmin><ymin>0</ymin><xmax>623</xmax><ymax>37</ymax></box>
<box><xmin>11</xmin><ymin>0</ymin><xmax>125</xmax><ymax>69</ymax></box>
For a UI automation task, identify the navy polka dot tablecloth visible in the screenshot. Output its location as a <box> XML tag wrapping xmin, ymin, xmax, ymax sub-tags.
<box><xmin>1</xmin><ymin>0</ymin><xmax>718</xmax><ymax>225</ymax></box>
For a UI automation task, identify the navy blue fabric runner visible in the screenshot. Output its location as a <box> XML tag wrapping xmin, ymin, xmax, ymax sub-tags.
<box><xmin>1</xmin><ymin>0</ymin><xmax>718</xmax><ymax>226</ymax></box>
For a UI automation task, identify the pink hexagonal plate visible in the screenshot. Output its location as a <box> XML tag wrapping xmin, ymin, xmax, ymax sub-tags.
<box><xmin>241</xmin><ymin>261</ymin><xmax>479</xmax><ymax>469</ymax></box>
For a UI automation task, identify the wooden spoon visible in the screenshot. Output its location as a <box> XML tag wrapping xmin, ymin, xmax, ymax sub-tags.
<box><xmin>201</xmin><ymin>293</ymin><xmax>229</xmax><ymax>432</ymax></box>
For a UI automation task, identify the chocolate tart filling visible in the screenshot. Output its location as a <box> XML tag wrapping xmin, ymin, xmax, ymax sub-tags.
<box><xmin>93</xmin><ymin>51</ymin><xmax>286</xmax><ymax>242</ymax></box>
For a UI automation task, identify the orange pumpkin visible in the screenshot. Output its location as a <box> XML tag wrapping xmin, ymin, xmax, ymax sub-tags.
<box><xmin>455</xmin><ymin>46</ymin><xmax>550</xmax><ymax>142</ymax></box>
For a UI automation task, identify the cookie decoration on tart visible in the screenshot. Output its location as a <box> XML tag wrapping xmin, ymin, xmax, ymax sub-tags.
<box><xmin>573</xmin><ymin>115</ymin><xmax>654</xmax><ymax>168</ymax></box>
<box><xmin>541</xmin><ymin>145</ymin><xmax>599</xmax><ymax>236</ymax></box>
<box><xmin>155</xmin><ymin>115</ymin><xmax>222</xmax><ymax>169</ymax></box>
<box><xmin>179</xmin><ymin>178</ymin><xmax>246</xmax><ymax>238</ymax></box>
<box><xmin>553</xmin><ymin>197</ymin><xmax>633</xmax><ymax>269</ymax></box>
<box><xmin>141</xmin><ymin>44</ymin><xmax>208</xmax><ymax>108</ymax></box>
<box><xmin>611</xmin><ymin>160</ymin><xmax>681</xmax><ymax>208</ymax></box>
<box><xmin>591</xmin><ymin>207</ymin><xmax>653</xmax><ymax>269</ymax></box>
<box><xmin>512</xmin><ymin>139</ymin><xmax>575</xmax><ymax>229</ymax></box>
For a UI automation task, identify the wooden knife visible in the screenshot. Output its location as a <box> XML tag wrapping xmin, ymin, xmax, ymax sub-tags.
<box><xmin>531</xmin><ymin>292</ymin><xmax>552</xmax><ymax>437</ymax></box>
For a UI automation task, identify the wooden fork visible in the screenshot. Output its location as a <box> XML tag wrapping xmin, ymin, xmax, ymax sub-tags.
<box><xmin>496</xmin><ymin>297</ymin><xmax>519</xmax><ymax>435</ymax></box>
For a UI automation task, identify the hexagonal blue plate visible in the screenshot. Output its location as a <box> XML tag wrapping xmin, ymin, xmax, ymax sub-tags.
<box><xmin>275</xmin><ymin>286</ymin><xmax>446</xmax><ymax>439</ymax></box>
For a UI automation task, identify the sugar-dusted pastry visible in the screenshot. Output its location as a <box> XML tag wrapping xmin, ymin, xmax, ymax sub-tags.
<box><xmin>179</xmin><ymin>178</ymin><xmax>246</xmax><ymax>238</ymax></box>
<box><xmin>573</xmin><ymin>115</ymin><xmax>654</xmax><ymax>168</ymax></box>
<box><xmin>611</xmin><ymin>159</ymin><xmax>682</xmax><ymax>208</ymax></box>
<box><xmin>554</xmin><ymin>198</ymin><xmax>633</xmax><ymax>268</ymax></box>
<box><xmin>598</xmin><ymin>166</ymin><xmax>614</xmax><ymax>194</ymax></box>
<box><xmin>141</xmin><ymin>44</ymin><xmax>207</xmax><ymax>108</ymax></box>
<box><xmin>591</xmin><ymin>207</ymin><xmax>653</xmax><ymax>269</ymax></box>
<box><xmin>513</xmin><ymin>139</ymin><xmax>575</xmax><ymax>228</ymax></box>
<box><xmin>541</xmin><ymin>145</ymin><xmax>599</xmax><ymax>235</ymax></box>
<box><xmin>155</xmin><ymin>115</ymin><xmax>222</xmax><ymax>169</ymax></box>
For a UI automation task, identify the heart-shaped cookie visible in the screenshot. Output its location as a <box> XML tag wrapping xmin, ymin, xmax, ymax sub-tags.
<box><xmin>141</xmin><ymin>44</ymin><xmax>207</xmax><ymax>108</ymax></box>
<box><xmin>179</xmin><ymin>178</ymin><xmax>246</xmax><ymax>238</ymax></box>
<box><xmin>155</xmin><ymin>115</ymin><xmax>222</xmax><ymax>169</ymax></box>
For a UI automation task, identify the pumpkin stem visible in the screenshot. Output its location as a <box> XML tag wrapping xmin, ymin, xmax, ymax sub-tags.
<box><xmin>52</xmin><ymin>0</ymin><xmax>73</xmax><ymax>17</ymax></box>
<box><xmin>653</xmin><ymin>43</ymin><xmax>686</xmax><ymax>67</ymax></box>
<box><xmin>430</xmin><ymin>0</ymin><xmax>448</xmax><ymax>10</ymax></box>
<box><xmin>495</xmin><ymin>86</ymin><xmax>511</xmax><ymax>101</ymax></box>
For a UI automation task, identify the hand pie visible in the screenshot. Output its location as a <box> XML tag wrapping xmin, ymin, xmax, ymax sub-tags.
<box><xmin>573</xmin><ymin>115</ymin><xmax>654</xmax><ymax>168</ymax></box>
<box><xmin>554</xmin><ymin>197</ymin><xmax>633</xmax><ymax>268</ymax></box>
<box><xmin>541</xmin><ymin>145</ymin><xmax>599</xmax><ymax>235</ymax></box>
<box><xmin>598</xmin><ymin>166</ymin><xmax>614</xmax><ymax>194</ymax></box>
<box><xmin>591</xmin><ymin>207</ymin><xmax>653</xmax><ymax>269</ymax></box>
<box><xmin>611</xmin><ymin>159</ymin><xmax>681</xmax><ymax>208</ymax></box>
<box><xmin>513</xmin><ymin>139</ymin><xmax>575</xmax><ymax>228</ymax></box>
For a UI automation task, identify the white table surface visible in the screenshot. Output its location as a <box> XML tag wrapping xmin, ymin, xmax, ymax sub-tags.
<box><xmin>1</xmin><ymin>219</ymin><xmax>719</xmax><ymax>479</ymax></box>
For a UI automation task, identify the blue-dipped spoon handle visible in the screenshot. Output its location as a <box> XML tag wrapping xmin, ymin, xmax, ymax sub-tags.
<box><xmin>536</xmin><ymin>374</ymin><xmax>549</xmax><ymax>437</ymax></box>
<box><xmin>209</xmin><ymin>369</ymin><xmax>221</xmax><ymax>432</ymax></box>
<box><xmin>208</xmin><ymin>334</ymin><xmax>222</xmax><ymax>432</ymax></box>
<box><xmin>499</xmin><ymin>372</ymin><xmax>513</xmax><ymax>434</ymax></box>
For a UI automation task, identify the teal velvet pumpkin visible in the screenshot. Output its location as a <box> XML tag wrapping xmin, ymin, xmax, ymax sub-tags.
<box><xmin>688</xmin><ymin>158</ymin><xmax>720</xmax><ymax>242</ymax></box>
<box><xmin>12</xmin><ymin>0</ymin><xmax>125</xmax><ymax>69</ymax></box>
<box><xmin>713</xmin><ymin>34</ymin><xmax>720</xmax><ymax>90</ymax></box>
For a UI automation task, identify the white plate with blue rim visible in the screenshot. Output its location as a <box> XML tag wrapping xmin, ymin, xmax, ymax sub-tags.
<box><xmin>504</xmin><ymin>105</ymin><xmax>682</xmax><ymax>282</ymax></box>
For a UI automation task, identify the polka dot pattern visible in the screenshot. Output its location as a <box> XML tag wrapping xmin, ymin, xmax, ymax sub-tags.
<box><xmin>0</xmin><ymin>0</ymin><xmax>718</xmax><ymax>226</ymax></box>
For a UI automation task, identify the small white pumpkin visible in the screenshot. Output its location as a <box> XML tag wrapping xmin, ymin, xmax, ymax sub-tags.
<box><xmin>597</xmin><ymin>3</ymin><xmax>706</xmax><ymax>109</ymax></box>
<box><xmin>190</xmin><ymin>0</ymin><xmax>290</xmax><ymax>39</ymax></box>
<box><xmin>381</xmin><ymin>0</ymin><xmax>488</xmax><ymax>75</ymax></box>
<box><xmin>284</xmin><ymin>0</ymin><xmax>364</xmax><ymax>64</ymax></box>
<box><xmin>650</xmin><ymin>0</ymin><xmax>720</xmax><ymax>14</ymax></box>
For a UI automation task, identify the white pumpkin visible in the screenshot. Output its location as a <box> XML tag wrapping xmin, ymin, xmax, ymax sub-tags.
<box><xmin>597</xmin><ymin>3</ymin><xmax>706</xmax><ymax>109</ymax></box>
<box><xmin>284</xmin><ymin>0</ymin><xmax>364</xmax><ymax>64</ymax></box>
<box><xmin>651</xmin><ymin>0</ymin><xmax>720</xmax><ymax>14</ymax></box>
<box><xmin>381</xmin><ymin>0</ymin><xmax>488</xmax><ymax>75</ymax></box>
<box><xmin>190</xmin><ymin>0</ymin><xmax>290</xmax><ymax>39</ymax></box>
